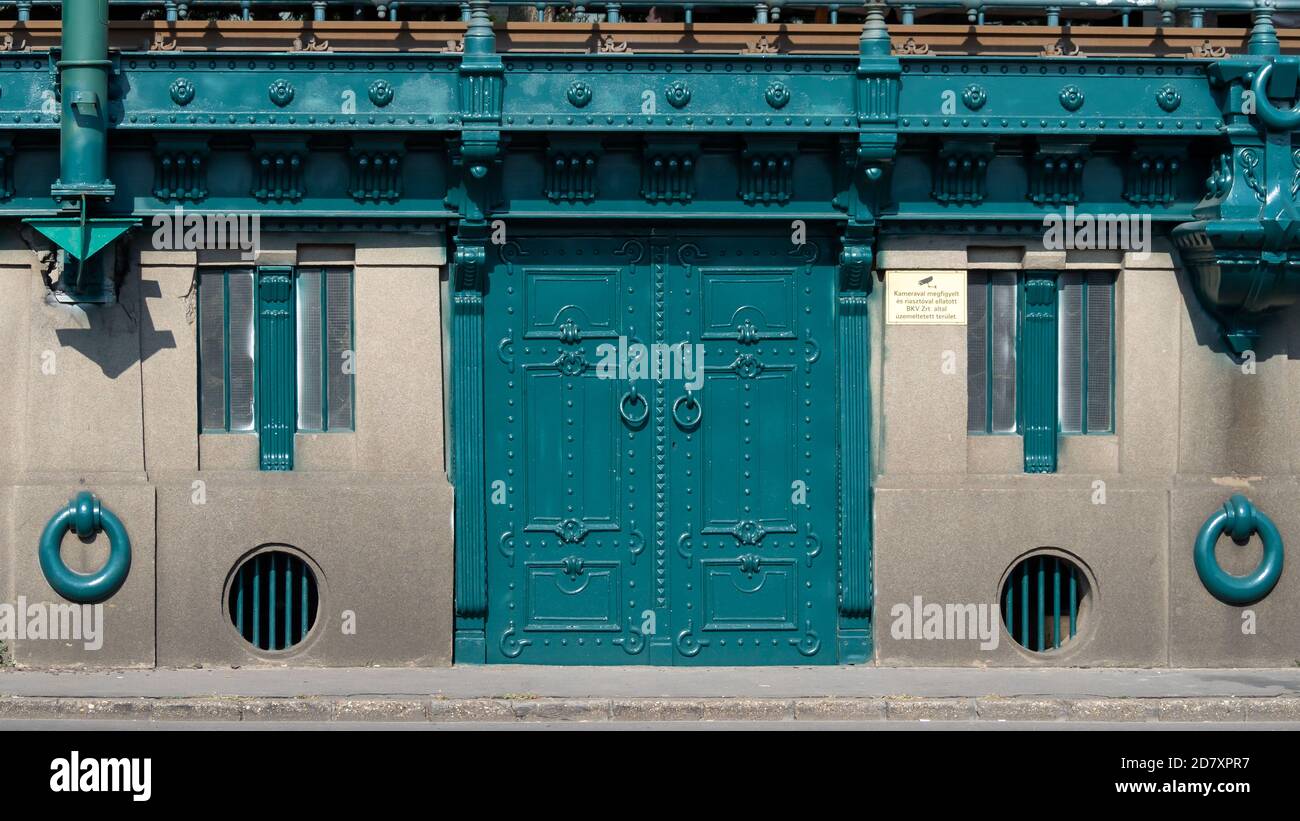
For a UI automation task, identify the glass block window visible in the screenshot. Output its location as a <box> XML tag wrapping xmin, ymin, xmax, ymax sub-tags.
<box><xmin>1058</xmin><ymin>271</ymin><xmax>1115</xmax><ymax>435</ymax></box>
<box><xmin>296</xmin><ymin>268</ymin><xmax>355</xmax><ymax>432</ymax></box>
<box><xmin>199</xmin><ymin>267</ymin><xmax>355</xmax><ymax>446</ymax></box>
<box><xmin>198</xmin><ymin>268</ymin><xmax>256</xmax><ymax>432</ymax></box>
<box><xmin>967</xmin><ymin>271</ymin><xmax>1019</xmax><ymax>434</ymax></box>
<box><xmin>967</xmin><ymin>271</ymin><xmax>1116</xmax><ymax>438</ymax></box>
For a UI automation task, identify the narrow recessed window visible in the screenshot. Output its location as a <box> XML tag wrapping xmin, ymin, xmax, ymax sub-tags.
<box><xmin>1058</xmin><ymin>271</ymin><xmax>1115</xmax><ymax>434</ymax></box>
<box><xmin>296</xmin><ymin>268</ymin><xmax>354</xmax><ymax>432</ymax></box>
<box><xmin>967</xmin><ymin>271</ymin><xmax>1018</xmax><ymax>434</ymax></box>
<box><xmin>198</xmin><ymin>268</ymin><xmax>256</xmax><ymax>432</ymax></box>
<box><xmin>199</xmin><ymin>266</ymin><xmax>355</xmax><ymax>466</ymax></box>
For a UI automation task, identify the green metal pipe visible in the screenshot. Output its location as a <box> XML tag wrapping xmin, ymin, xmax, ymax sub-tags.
<box><xmin>54</xmin><ymin>0</ymin><xmax>113</xmax><ymax>202</ymax></box>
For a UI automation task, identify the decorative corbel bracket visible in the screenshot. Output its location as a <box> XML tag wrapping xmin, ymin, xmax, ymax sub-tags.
<box><xmin>1123</xmin><ymin>139</ymin><xmax>1188</xmax><ymax>207</ymax></box>
<box><xmin>251</xmin><ymin>135</ymin><xmax>308</xmax><ymax>204</ymax></box>
<box><xmin>833</xmin><ymin>132</ymin><xmax>896</xmax><ymax>225</ymax></box>
<box><xmin>1025</xmin><ymin>138</ymin><xmax>1092</xmax><ymax>207</ymax></box>
<box><xmin>153</xmin><ymin>135</ymin><xmax>210</xmax><ymax>204</ymax></box>
<box><xmin>0</xmin><ymin>134</ymin><xmax>13</xmax><ymax>202</ymax></box>
<box><xmin>348</xmin><ymin>136</ymin><xmax>405</xmax><ymax>204</ymax></box>
<box><xmin>641</xmin><ymin>137</ymin><xmax>699</xmax><ymax>204</ymax></box>
<box><xmin>738</xmin><ymin>137</ymin><xmax>799</xmax><ymax>205</ymax></box>
<box><xmin>1175</xmin><ymin>53</ymin><xmax>1300</xmax><ymax>355</ymax></box>
<box><xmin>544</xmin><ymin>136</ymin><xmax>602</xmax><ymax>203</ymax></box>
<box><xmin>932</xmin><ymin>139</ymin><xmax>996</xmax><ymax>206</ymax></box>
<box><xmin>445</xmin><ymin>131</ymin><xmax>504</xmax><ymax>222</ymax></box>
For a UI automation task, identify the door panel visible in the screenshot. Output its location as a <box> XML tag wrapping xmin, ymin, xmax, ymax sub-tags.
<box><xmin>483</xmin><ymin>231</ymin><xmax>838</xmax><ymax>665</ymax></box>
<box><xmin>666</xmin><ymin>236</ymin><xmax>838</xmax><ymax>665</ymax></box>
<box><xmin>484</xmin><ymin>237</ymin><xmax>654</xmax><ymax>663</ymax></box>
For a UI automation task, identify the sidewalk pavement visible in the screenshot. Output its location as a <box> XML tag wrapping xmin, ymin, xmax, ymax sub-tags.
<box><xmin>3</xmin><ymin>666</ymin><xmax>1300</xmax><ymax>723</ymax></box>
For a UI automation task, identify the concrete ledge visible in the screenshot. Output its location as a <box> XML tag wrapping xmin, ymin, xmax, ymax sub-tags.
<box><xmin>1</xmin><ymin>695</ymin><xmax>1295</xmax><ymax>723</ymax></box>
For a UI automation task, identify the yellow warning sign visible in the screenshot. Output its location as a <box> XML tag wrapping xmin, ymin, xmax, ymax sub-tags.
<box><xmin>885</xmin><ymin>271</ymin><xmax>967</xmax><ymax>325</ymax></box>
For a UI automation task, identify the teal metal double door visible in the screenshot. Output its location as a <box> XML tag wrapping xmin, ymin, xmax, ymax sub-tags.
<box><xmin>483</xmin><ymin>229</ymin><xmax>839</xmax><ymax>664</ymax></box>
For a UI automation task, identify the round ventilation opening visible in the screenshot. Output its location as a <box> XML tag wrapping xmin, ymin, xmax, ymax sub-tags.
<box><xmin>1000</xmin><ymin>552</ymin><xmax>1091</xmax><ymax>653</ymax></box>
<box><xmin>227</xmin><ymin>549</ymin><xmax>319</xmax><ymax>652</ymax></box>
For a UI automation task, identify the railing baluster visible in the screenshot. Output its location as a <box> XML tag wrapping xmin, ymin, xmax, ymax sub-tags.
<box><xmin>1019</xmin><ymin>561</ymin><xmax>1028</xmax><ymax>649</ymax></box>
<box><xmin>1004</xmin><ymin>566</ymin><xmax>1013</xmax><ymax>645</ymax></box>
<box><xmin>1069</xmin><ymin>565</ymin><xmax>1077</xmax><ymax>639</ymax></box>
<box><xmin>252</xmin><ymin>554</ymin><xmax>261</xmax><ymax>650</ymax></box>
<box><xmin>1036</xmin><ymin>557</ymin><xmax>1045</xmax><ymax>652</ymax></box>
<box><xmin>236</xmin><ymin>563</ymin><xmax>245</xmax><ymax>638</ymax></box>
<box><xmin>301</xmin><ymin>558</ymin><xmax>309</xmax><ymax>643</ymax></box>
<box><xmin>285</xmin><ymin>553</ymin><xmax>294</xmax><ymax>651</ymax></box>
<box><xmin>1053</xmin><ymin>557</ymin><xmax>1061</xmax><ymax>650</ymax></box>
<box><xmin>269</xmin><ymin>551</ymin><xmax>278</xmax><ymax>651</ymax></box>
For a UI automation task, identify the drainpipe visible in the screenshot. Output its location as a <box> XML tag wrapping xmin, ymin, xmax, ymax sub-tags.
<box><xmin>24</xmin><ymin>0</ymin><xmax>137</xmax><ymax>302</ymax></box>
<box><xmin>55</xmin><ymin>0</ymin><xmax>114</xmax><ymax>203</ymax></box>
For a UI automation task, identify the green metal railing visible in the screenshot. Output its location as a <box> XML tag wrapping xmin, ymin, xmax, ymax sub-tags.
<box><xmin>1002</xmin><ymin>554</ymin><xmax>1081</xmax><ymax>652</ymax></box>
<box><xmin>229</xmin><ymin>550</ymin><xmax>319</xmax><ymax>651</ymax></box>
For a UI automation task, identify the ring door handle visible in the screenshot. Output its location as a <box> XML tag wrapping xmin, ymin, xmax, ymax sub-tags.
<box><xmin>672</xmin><ymin>390</ymin><xmax>702</xmax><ymax>430</ymax></box>
<box><xmin>619</xmin><ymin>385</ymin><xmax>649</xmax><ymax>427</ymax></box>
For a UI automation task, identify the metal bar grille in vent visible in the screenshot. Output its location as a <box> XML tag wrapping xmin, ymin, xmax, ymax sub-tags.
<box><xmin>229</xmin><ymin>550</ymin><xmax>319</xmax><ymax>652</ymax></box>
<box><xmin>1000</xmin><ymin>554</ymin><xmax>1086</xmax><ymax>653</ymax></box>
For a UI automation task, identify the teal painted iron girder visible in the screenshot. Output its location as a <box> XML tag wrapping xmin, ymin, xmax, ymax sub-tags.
<box><xmin>9</xmin><ymin>54</ymin><xmax>1223</xmax><ymax>137</ymax></box>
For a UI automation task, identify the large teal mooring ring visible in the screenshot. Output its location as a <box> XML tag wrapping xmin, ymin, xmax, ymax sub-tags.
<box><xmin>1251</xmin><ymin>62</ymin><xmax>1300</xmax><ymax>131</ymax></box>
<box><xmin>1194</xmin><ymin>494</ymin><xmax>1283</xmax><ymax>606</ymax></box>
<box><xmin>38</xmin><ymin>491</ymin><xmax>131</xmax><ymax>604</ymax></box>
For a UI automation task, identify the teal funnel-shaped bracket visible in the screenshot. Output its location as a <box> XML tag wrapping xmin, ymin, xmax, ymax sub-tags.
<box><xmin>23</xmin><ymin>216</ymin><xmax>138</xmax><ymax>264</ymax></box>
<box><xmin>1171</xmin><ymin>222</ymin><xmax>1300</xmax><ymax>356</ymax></box>
<box><xmin>39</xmin><ymin>491</ymin><xmax>132</xmax><ymax>605</ymax></box>
<box><xmin>23</xmin><ymin>201</ymin><xmax>138</xmax><ymax>303</ymax></box>
<box><xmin>1194</xmin><ymin>494</ymin><xmax>1284</xmax><ymax>607</ymax></box>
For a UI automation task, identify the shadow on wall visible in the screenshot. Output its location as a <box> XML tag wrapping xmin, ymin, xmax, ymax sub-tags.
<box><xmin>53</xmin><ymin>279</ymin><xmax>176</xmax><ymax>379</ymax></box>
<box><xmin>1174</xmin><ymin>263</ymin><xmax>1300</xmax><ymax>363</ymax></box>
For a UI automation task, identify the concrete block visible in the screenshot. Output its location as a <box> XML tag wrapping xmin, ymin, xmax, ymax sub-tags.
<box><xmin>154</xmin><ymin>472</ymin><xmax>453</xmax><ymax>667</ymax></box>
<box><xmin>1157</xmin><ymin>698</ymin><xmax>1246</xmax><ymax>722</ymax></box>
<box><xmin>7</xmin><ymin>482</ymin><xmax>156</xmax><ymax>668</ymax></box>
<box><xmin>1067</xmin><ymin>699</ymin><xmax>1159</xmax><ymax>721</ymax></box>
<box><xmin>879</xmin><ymin>323</ymin><xmax>967</xmax><ymax>475</ymax></box>
<box><xmin>21</xmin><ymin>274</ymin><xmax>145</xmax><ymax>473</ymax></box>
<box><xmin>1169</xmin><ymin>482</ymin><xmax>1300</xmax><ymax>667</ymax></box>
<box><xmin>353</xmin><ymin>265</ymin><xmax>445</xmax><ymax>474</ymax></box>
<box><xmin>138</xmin><ymin>261</ymin><xmax>198</xmax><ymax>473</ymax></box>
<box><xmin>511</xmin><ymin>698</ymin><xmax>610</xmax><ymax>721</ymax></box>
<box><xmin>612</xmin><ymin>699</ymin><xmax>705</xmax><ymax>722</ymax></box>
<box><xmin>975</xmin><ymin>698</ymin><xmax>1068</xmax><ymax>721</ymax></box>
<box><xmin>427</xmin><ymin>698</ymin><xmax>516</xmax><ymax>722</ymax></box>
<box><xmin>794</xmin><ymin>698</ymin><xmax>887</xmax><ymax>721</ymax></box>
<box><xmin>874</xmin><ymin>481</ymin><xmax>1168</xmax><ymax>666</ymax></box>
<box><xmin>887</xmin><ymin>697</ymin><xmax>976</xmax><ymax>721</ymax></box>
<box><xmin>700</xmin><ymin>698</ymin><xmax>794</xmax><ymax>721</ymax></box>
